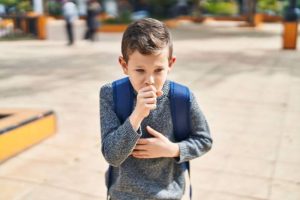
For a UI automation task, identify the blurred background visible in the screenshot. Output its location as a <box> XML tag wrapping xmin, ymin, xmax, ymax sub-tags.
<box><xmin>0</xmin><ymin>0</ymin><xmax>297</xmax><ymax>19</ymax></box>
<box><xmin>1</xmin><ymin>0</ymin><xmax>300</xmax><ymax>200</ymax></box>
<box><xmin>0</xmin><ymin>0</ymin><xmax>299</xmax><ymax>40</ymax></box>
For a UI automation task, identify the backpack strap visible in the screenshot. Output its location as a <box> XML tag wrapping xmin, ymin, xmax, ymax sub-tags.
<box><xmin>106</xmin><ymin>77</ymin><xmax>135</xmax><ymax>199</ymax></box>
<box><xmin>112</xmin><ymin>77</ymin><xmax>135</xmax><ymax>123</ymax></box>
<box><xmin>170</xmin><ymin>81</ymin><xmax>192</xmax><ymax>199</ymax></box>
<box><xmin>170</xmin><ymin>81</ymin><xmax>191</xmax><ymax>141</ymax></box>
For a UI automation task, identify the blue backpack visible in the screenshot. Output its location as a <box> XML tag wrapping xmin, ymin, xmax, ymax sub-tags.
<box><xmin>108</xmin><ymin>77</ymin><xmax>192</xmax><ymax>199</ymax></box>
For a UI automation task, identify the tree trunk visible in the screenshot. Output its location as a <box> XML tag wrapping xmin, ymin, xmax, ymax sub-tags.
<box><xmin>192</xmin><ymin>0</ymin><xmax>204</xmax><ymax>18</ymax></box>
<box><xmin>245</xmin><ymin>0</ymin><xmax>257</xmax><ymax>26</ymax></box>
<box><xmin>237</xmin><ymin>0</ymin><xmax>244</xmax><ymax>15</ymax></box>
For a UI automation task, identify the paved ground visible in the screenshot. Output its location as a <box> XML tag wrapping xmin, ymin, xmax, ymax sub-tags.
<box><xmin>1</xmin><ymin>20</ymin><xmax>300</xmax><ymax>200</ymax></box>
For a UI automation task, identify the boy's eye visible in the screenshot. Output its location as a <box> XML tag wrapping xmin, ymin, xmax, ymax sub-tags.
<box><xmin>155</xmin><ymin>69</ymin><xmax>164</xmax><ymax>73</ymax></box>
<box><xmin>136</xmin><ymin>69</ymin><xmax>145</xmax><ymax>73</ymax></box>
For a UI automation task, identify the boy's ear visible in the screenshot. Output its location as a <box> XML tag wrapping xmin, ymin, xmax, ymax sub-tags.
<box><xmin>168</xmin><ymin>56</ymin><xmax>176</xmax><ymax>72</ymax></box>
<box><xmin>119</xmin><ymin>56</ymin><xmax>128</xmax><ymax>75</ymax></box>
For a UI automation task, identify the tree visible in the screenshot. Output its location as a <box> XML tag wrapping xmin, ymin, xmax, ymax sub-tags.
<box><xmin>0</xmin><ymin>0</ymin><xmax>32</xmax><ymax>14</ymax></box>
<box><xmin>245</xmin><ymin>0</ymin><xmax>257</xmax><ymax>26</ymax></box>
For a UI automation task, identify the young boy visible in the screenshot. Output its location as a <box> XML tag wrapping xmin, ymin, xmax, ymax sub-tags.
<box><xmin>100</xmin><ymin>18</ymin><xmax>212</xmax><ymax>200</ymax></box>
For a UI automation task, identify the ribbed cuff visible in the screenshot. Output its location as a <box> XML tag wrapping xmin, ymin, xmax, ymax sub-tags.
<box><xmin>123</xmin><ymin>118</ymin><xmax>142</xmax><ymax>142</ymax></box>
<box><xmin>176</xmin><ymin>142</ymin><xmax>189</xmax><ymax>164</ymax></box>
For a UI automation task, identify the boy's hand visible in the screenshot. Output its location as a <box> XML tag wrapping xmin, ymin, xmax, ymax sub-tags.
<box><xmin>135</xmin><ymin>85</ymin><xmax>162</xmax><ymax>118</ymax></box>
<box><xmin>129</xmin><ymin>85</ymin><xmax>163</xmax><ymax>131</ymax></box>
<box><xmin>132</xmin><ymin>126</ymin><xmax>179</xmax><ymax>159</ymax></box>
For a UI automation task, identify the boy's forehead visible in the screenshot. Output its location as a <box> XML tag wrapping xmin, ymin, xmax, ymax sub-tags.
<box><xmin>128</xmin><ymin>47</ymin><xmax>170</xmax><ymax>61</ymax></box>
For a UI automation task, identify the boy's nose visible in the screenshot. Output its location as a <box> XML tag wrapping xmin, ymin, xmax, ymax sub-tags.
<box><xmin>145</xmin><ymin>76</ymin><xmax>155</xmax><ymax>86</ymax></box>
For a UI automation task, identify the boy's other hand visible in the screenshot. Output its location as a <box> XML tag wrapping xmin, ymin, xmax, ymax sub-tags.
<box><xmin>132</xmin><ymin>126</ymin><xmax>180</xmax><ymax>159</ymax></box>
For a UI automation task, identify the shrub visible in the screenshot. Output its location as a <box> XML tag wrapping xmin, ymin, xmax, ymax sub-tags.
<box><xmin>103</xmin><ymin>10</ymin><xmax>132</xmax><ymax>24</ymax></box>
<box><xmin>257</xmin><ymin>0</ymin><xmax>283</xmax><ymax>15</ymax></box>
<box><xmin>47</xmin><ymin>0</ymin><xmax>62</xmax><ymax>16</ymax></box>
<box><xmin>202</xmin><ymin>0</ymin><xmax>238</xmax><ymax>16</ymax></box>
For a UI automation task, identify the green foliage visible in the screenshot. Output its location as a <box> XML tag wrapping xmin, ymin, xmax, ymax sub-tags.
<box><xmin>16</xmin><ymin>0</ymin><xmax>31</xmax><ymax>13</ymax></box>
<box><xmin>0</xmin><ymin>31</ymin><xmax>35</xmax><ymax>41</ymax></box>
<box><xmin>257</xmin><ymin>0</ymin><xmax>283</xmax><ymax>15</ymax></box>
<box><xmin>202</xmin><ymin>0</ymin><xmax>238</xmax><ymax>16</ymax></box>
<box><xmin>277</xmin><ymin>0</ymin><xmax>300</xmax><ymax>15</ymax></box>
<box><xmin>47</xmin><ymin>1</ymin><xmax>62</xmax><ymax>16</ymax></box>
<box><xmin>147</xmin><ymin>0</ymin><xmax>174</xmax><ymax>19</ymax></box>
<box><xmin>0</xmin><ymin>0</ymin><xmax>32</xmax><ymax>13</ymax></box>
<box><xmin>118</xmin><ymin>10</ymin><xmax>132</xmax><ymax>24</ymax></box>
<box><xmin>279</xmin><ymin>0</ymin><xmax>300</xmax><ymax>8</ymax></box>
<box><xmin>103</xmin><ymin>10</ymin><xmax>132</xmax><ymax>24</ymax></box>
<box><xmin>0</xmin><ymin>0</ymin><xmax>18</xmax><ymax>7</ymax></box>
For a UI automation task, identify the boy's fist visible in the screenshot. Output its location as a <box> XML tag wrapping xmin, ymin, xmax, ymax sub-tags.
<box><xmin>135</xmin><ymin>85</ymin><xmax>162</xmax><ymax>118</ymax></box>
<box><xmin>129</xmin><ymin>85</ymin><xmax>163</xmax><ymax>131</ymax></box>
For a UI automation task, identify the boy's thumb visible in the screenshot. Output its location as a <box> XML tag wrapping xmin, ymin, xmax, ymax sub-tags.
<box><xmin>156</xmin><ymin>90</ymin><xmax>163</xmax><ymax>97</ymax></box>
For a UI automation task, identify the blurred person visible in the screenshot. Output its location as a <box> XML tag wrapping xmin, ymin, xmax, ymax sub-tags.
<box><xmin>131</xmin><ymin>0</ymin><xmax>150</xmax><ymax>21</ymax></box>
<box><xmin>170</xmin><ymin>0</ymin><xmax>190</xmax><ymax>18</ymax></box>
<box><xmin>84</xmin><ymin>0</ymin><xmax>101</xmax><ymax>41</ymax></box>
<box><xmin>63</xmin><ymin>0</ymin><xmax>78</xmax><ymax>46</ymax></box>
<box><xmin>0</xmin><ymin>4</ymin><xmax>5</xmax><ymax>16</ymax></box>
<box><xmin>104</xmin><ymin>0</ymin><xmax>118</xmax><ymax>17</ymax></box>
<box><xmin>237</xmin><ymin>0</ymin><xmax>245</xmax><ymax>15</ymax></box>
<box><xmin>118</xmin><ymin>0</ymin><xmax>132</xmax><ymax>11</ymax></box>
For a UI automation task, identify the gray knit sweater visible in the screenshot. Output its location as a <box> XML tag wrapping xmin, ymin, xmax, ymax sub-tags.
<box><xmin>100</xmin><ymin>79</ymin><xmax>212</xmax><ymax>200</ymax></box>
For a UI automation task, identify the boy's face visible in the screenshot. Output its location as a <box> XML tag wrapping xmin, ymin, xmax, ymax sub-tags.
<box><xmin>119</xmin><ymin>47</ymin><xmax>176</xmax><ymax>92</ymax></box>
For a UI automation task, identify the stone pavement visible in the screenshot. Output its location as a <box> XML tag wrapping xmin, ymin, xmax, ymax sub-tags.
<box><xmin>0</xmin><ymin>21</ymin><xmax>300</xmax><ymax>200</ymax></box>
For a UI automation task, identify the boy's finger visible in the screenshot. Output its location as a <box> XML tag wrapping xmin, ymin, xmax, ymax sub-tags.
<box><xmin>132</xmin><ymin>153</ymin><xmax>149</xmax><ymax>158</ymax></box>
<box><xmin>137</xmin><ymin>138</ymin><xmax>150</xmax><ymax>145</ymax></box>
<box><xmin>146</xmin><ymin>104</ymin><xmax>157</xmax><ymax>110</ymax></box>
<box><xmin>134</xmin><ymin>145</ymin><xmax>146</xmax><ymax>150</ymax></box>
<box><xmin>140</xmin><ymin>91</ymin><xmax>157</xmax><ymax>98</ymax></box>
<box><xmin>144</xmin><ymin>98</ymin><xmax>156</xmax><ymax>104</ymax></box>
<box><xmin>146</xmin><ymin>126</ymin><xmax>163</xmax><ymax>138</ymax></box>
<box><xmin>133</xmin><ymin>145</ymin><xmax>148</xmax><ymax>151</ymax></box>
<box><xmin>149</xmin><ymin>85</ymin><xmax>157</xmax><ymax>92</ymax></box>
<box><xmin>138</xmin><ymin>86</ymin><xmax>151</xmax><ymax>94</ymax></box>
<box><xmin>139</xmin><ymin>85</ymin><xmax>157</xmax><ymax>93</ymax></box>
<box><xmin>132</xmin><ymin>150</ymin><xmax>148</xmax><ymax>155</ymax></box>
<box><xmin>143</xmin><ymin>84</ymin><xmax>156</xmax><ymax>91</ymax></box>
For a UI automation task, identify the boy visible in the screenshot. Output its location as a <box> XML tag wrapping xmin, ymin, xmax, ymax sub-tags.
<box><xmin>100</xmin><ymin>18</ymin><xmax>212</xmax><ymax>200</ymax></box>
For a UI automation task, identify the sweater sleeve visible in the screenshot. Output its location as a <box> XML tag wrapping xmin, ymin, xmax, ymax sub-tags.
<box><xmin>100</xmin><ymin>84</ymin><xmax>142</xmax><ymax>167</ymax></box>
<box><xmin>176</xmin><ymin>91</ymin><xmax>213</xmax><ymax>163</ymax></box>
